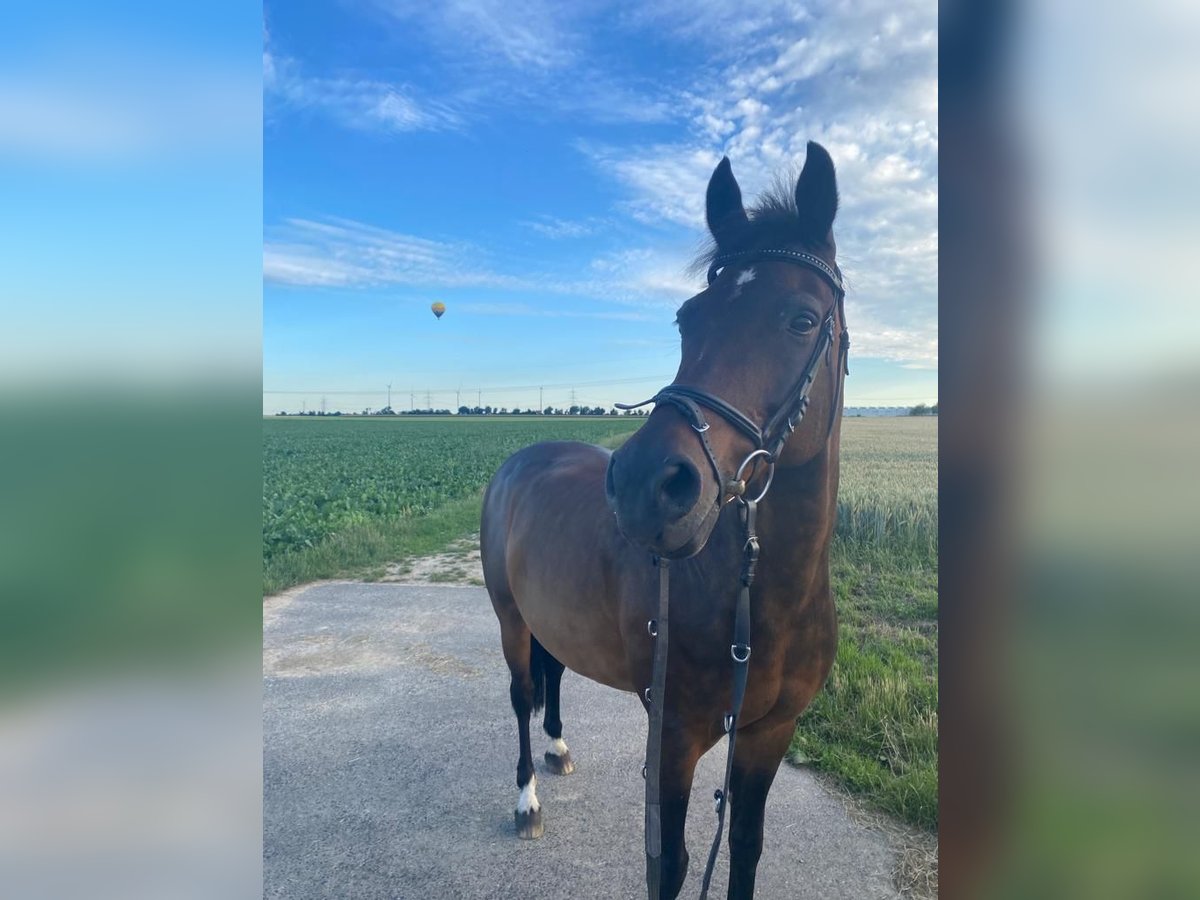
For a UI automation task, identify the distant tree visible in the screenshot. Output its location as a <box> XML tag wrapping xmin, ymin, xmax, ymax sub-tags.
<box><xmin>931</xmin><ymin>403</ymin><xmax>939</xmax><ymax>415</ymax></box>
<box><xmin>909</xmin><ymin>403</ymin><xmax>930</xmax><ymax>416</ymax></box>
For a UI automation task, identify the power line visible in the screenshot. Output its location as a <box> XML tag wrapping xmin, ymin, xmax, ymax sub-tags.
<box><xmin>264</xmin><ymin>373</ymin><xmax>674</xmax><ymax>396</ymax></box>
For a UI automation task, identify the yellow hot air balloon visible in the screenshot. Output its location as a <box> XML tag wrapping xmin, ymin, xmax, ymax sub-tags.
<box><xmin>431</xmin><ymin>301</ymin><xmax>446</xmax><ymax>320</ymax></box>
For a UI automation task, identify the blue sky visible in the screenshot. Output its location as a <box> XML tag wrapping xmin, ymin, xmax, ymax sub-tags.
<box><xmin>263</xmin><ymin>1</ymin><xmax>937</xmax><ymax>413</ymax></box>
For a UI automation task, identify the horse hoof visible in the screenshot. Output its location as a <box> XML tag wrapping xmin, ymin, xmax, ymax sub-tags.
<box><xmin>544</xmin><ymin>750</ymin><xmax>575</xmax><ymax>775</ymax></box>
<box><xmin>514</xmin><ymin>808</ymin><xmax>544</xmax><ymax>840</ymax></box>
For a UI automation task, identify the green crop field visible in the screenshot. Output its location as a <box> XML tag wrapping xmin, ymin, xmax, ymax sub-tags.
<box><xmin>262</xmin><ymin>414</ymin><xmax>937</xmax><ymax>831</ymax></box>
<box><xmin>263</xmin><ymin>417</ymin><xmax>640</xmax><ymax>593</ymax></box>
<box><xmin>836</xmin><ymin>417</ymin><xmax>938</xmax><ymax>554</ymax></box>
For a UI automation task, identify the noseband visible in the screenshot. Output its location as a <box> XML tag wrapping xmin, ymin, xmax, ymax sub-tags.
<box><xmin>617</xmin><ymin>247</ymin><xmax>851</xmax><ymax>502</ymax></box>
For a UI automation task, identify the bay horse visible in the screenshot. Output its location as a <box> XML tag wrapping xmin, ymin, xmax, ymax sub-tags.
<box><xmin>481</xmin><ymin>141</ymin><xmax>848</xmax><ymax>899</ymax></box>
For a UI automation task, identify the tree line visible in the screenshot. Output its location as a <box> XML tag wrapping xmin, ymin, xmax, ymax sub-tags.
<box><xmin>274</xmin><ymin>406</ymin><xmax>651</xmax><ymax>417</ymax></box>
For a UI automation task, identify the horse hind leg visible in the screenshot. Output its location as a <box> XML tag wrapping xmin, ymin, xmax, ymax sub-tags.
<box><xmin>495</xmin><ymin>603</ymin><xmax>544</xmax><ymax>839</ymax></box>
<box><xmin>537</xmin><ymin>640</ymin><xmax>575</xmax><ymax>776</ymax></box>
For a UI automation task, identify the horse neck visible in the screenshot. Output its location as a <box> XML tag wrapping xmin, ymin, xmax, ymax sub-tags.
<box><xmin>755</xmin><ymin>429</ymin><xmax>841</xmax><ymax>578</ymax></box>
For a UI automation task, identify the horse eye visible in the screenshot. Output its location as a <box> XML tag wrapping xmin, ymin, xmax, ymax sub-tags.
<box><xmin>789</xmin><ymin>313</ymin><xmax>817</xmax><ymax>335</ymax></box>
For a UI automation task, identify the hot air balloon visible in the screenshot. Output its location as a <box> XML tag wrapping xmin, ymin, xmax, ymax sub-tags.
<box><xmin>431</xmin><ymin>301</ymin><xmax>446</xmax><ymax>320</ymax></box>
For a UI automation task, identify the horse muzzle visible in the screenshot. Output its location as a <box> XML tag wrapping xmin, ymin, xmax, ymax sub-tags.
<box><xmin>605</xmin><ymin>443</ymin><xmax>720</xmax><ymax>559</ymax></box>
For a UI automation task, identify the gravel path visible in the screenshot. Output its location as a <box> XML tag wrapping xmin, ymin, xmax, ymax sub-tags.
<box><xmin>264</xmin><ymin>582</ymin><xmax>905</xmax><ymax>899</ymax></box>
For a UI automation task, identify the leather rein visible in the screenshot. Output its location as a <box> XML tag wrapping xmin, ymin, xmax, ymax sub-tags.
<box><xmin>617</xmin><ymin>247</ymin><xmax>849</xmax><ymax>899</ymax></box>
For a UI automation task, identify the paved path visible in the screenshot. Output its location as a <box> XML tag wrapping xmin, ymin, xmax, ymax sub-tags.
<box><xmin>264</xmin><ymin>583</ymin><xmax>903</xmax><ymax>899</ymax></box>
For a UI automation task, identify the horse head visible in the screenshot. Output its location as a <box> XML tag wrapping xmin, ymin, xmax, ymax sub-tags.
<box><xmin>606</xmin><ymin>142</ymin><xmax>848</xmax><ymax>559</ymax></box>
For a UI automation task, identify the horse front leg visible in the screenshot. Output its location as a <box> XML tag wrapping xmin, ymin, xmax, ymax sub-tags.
<box><xmin>726</xmin><ymin>720</ymin><xmax>795</xmax><ymax>899</ymax></box>
<box><xmin>495</xmin><ymin>613</ymin><xmax>543</xmax><ymax>839</ymax></box>
<box><xmin>649</xmin><ymin>728</ymin><xmax>703</xmax><ymax>900</ymax></box>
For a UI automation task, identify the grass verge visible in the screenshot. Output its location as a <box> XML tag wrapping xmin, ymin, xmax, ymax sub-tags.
<box><xmin>790</xmin><ymin>539</ymin><xmax>938</xmax><ymax>831</ymax></box>
<box><xmin>262</xmin><ymin>493</ymin><xmax>484</xmax><ymax>595</ymax></box>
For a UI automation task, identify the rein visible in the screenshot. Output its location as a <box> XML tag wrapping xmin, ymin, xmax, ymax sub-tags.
<box><xmin>619</xmin><ymin>248</ymin><xmax>849</xmax><ymax>899</ymax></box>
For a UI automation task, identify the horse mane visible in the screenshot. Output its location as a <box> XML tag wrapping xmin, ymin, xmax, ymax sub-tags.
<box><xmin>687</xmin><ymin>168</ymin><xmax>834</xmax><ymax>279</ymax></box>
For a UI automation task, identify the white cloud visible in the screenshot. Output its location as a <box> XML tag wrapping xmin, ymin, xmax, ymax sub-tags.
<box><xmin>354</xmin><ymin>2</ymin><xmax>680</xmax><ymax>126</ymax></box>
<box><xmin>579</xmin><ymin>0</ymin><xmax>938</xmax><ymax>367</ymax></box>
<box><xmin>370</xmin><ymin>0</ymin><xmax>578</xmax><ymax>71</ymax></box>
<box><xmin>263</xmin><ymin>216</ymin><xmax>697</xmax><ymax>312</ymax></box>
<box><xmin>264</xmin><ymin>217</ymin><xmax>521</xmax><ymax>289</ymax></box>
<box><xmin>523</xmin><ymin>215</ymin><xmax>605</xmax><ymax>239</ymax></box>
<box><xmin>265</xmin><ymin>50</ymin><xmax>461</xmax><ymax>134</ymax></box>
<box><xmin>588</xmin><ymin>248</ymin><xmax>702</xmax><ymax>303</ymax></box>
<box><xmin>266</xmin><ymin>1</ymin><xmax>938</xmax><ymax>367</ymax></box>
<box><xmin>580</xmin><ymin>141</ymin><xmax>722</xmax><ymax>228</ymax></box>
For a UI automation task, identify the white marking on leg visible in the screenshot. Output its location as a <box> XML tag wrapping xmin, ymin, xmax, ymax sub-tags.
<box><xmin>547</xmin><ymin>737</ymin><xmax>569</xmax><ymax>757</ymax></box>
<box><xmin>517</xmin><ymin>776</ymin><xmax>540</xmax><ymax>813</ymax></box>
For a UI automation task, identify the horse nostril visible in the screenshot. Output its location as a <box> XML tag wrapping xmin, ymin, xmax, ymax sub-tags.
<box><xmin>655</xmin><ymin>457</ymin><xmax>701</xmax><ymax>520</ymax></box>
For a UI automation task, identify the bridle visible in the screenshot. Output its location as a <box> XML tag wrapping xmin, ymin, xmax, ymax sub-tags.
<box><xmin>616</xmin><ymin>247</ymin><xmax>850</xmax><ymax>900</ymax></box>
<box><xmin>617</xmin><ymin>246</ymin><xmax>850</xmax><ymax>507</ymax></box>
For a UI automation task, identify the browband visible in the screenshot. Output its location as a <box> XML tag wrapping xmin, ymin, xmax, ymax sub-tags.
<box><xmin>707</xmin><ymin>248</ymin><xmax>844</xmax><ymax>296</ymax></box>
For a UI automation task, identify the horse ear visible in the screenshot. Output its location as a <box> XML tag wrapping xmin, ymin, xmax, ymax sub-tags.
<box><xmin>706</xmin><ymin>157</ymin><xmax>749</xmax><ymax>248</ymax></box>
<box><xmin>794</xmin><ymin>141</ymin><xmax>838</xmax><ymax>243</ymax></box>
